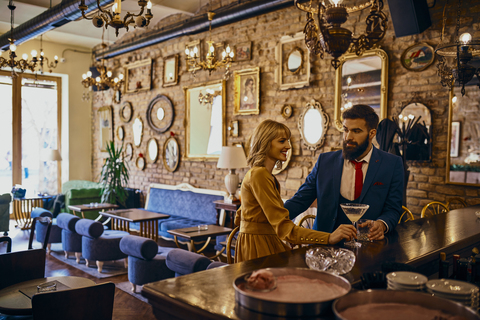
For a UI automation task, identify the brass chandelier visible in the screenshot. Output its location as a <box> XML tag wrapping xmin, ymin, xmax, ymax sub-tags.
<box><xmin>82</xmin><ymin>62</ymin><xmax>124</xmax><ymax>92</ymax></box>
<box><xmin>0</xmin><ymin>0</ymin><xmax>38</xmax><ymax>76</ymax></box>
<box><xmin>185</xmin><ymin>9</ymin><xmax>234</xmax><ymax>78</ymax></box>
<box><xmin>294</xmin><ymin>0</ymin><xmax>388</xmax><ymax>69</ymax></box>
<box><xmin>79</xmin><ymin>0</ymin><xmax>153</xmax><ymax>37</ymax></box>
<box><xmin>435</xmin><ymin>0</ymin><xmax>480</xmax><ymax>96</ymax></box>
<box><xmin>37</xmin><ymin>35</ymin><xmax>59</xmax><ymax>74</ymax></box>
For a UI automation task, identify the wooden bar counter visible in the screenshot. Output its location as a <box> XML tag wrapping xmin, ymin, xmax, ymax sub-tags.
<box><xmin>142</xmin><ymin>205</ymin><xmax>480</xmax><ymax>320</ymax></box>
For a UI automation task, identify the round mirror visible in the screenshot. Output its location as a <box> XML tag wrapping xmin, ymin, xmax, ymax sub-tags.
<box><xmin>298</xmin><ymin>99</ymin><xmax>329</xmax><ymax>151</ymax></box>
<box><xmin>287</xmin><ymin>48</ymin><xmax>303</xmax><ymax>73</ymax></box>
<box><xmin>133</xmin><ymin>116</ymin><xmax>143</xmax><ymax>147</ymax></box>
<box><xmin>146</xmin><ymin>95</ymin><xmax>174</xmax><ymax>133</ymax></box>
<box><xmin>163</xmin><ymin>136</ymin><xmax>179</xmax><ymax>172</ymax></box>
<box><xmin>147</xmin><ymin>138</ymin><xmax>159</xmax><ymax>163</ymax></box>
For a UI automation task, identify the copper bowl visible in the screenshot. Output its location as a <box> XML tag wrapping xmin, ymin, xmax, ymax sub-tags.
<box><xmin>333</xmin><ymin>289</ymin><xmax>480</xmax><ymax>320</ymax></box>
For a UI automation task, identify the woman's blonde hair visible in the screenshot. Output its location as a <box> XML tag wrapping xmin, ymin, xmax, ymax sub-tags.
<box><xmin>247</xmin><ymin>119</ymin><xmax>291</xmax><ymax>168</ymax></box>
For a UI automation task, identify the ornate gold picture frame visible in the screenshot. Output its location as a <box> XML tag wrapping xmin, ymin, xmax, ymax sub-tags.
<box><xmin>163</xmin><ymin>54</ymin><xmax>179</xmax><ymax>87</ymax></box>
<box><xmin>234</xmin><ymin>67</ymin><xmax>260</xmax><ymax>115</ymax></box>
<box><xmin>124</xmin><ymin>58</ymin><xmax>152</xmax><ymax>94</ymax></box>
<box><xmin>163</xmin><ymin>136</ymin><xmax>180</xmax><ymax>172</ymax></box>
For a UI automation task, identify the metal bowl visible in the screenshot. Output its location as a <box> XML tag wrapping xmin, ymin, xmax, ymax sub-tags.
<box><xmin>234</xmin><ymin>267</ymin><xmax>351</xmax><ymax>317</ymax></box>
<box><xmin>333</xmin><ymin>290</ymin><xmax>480</xmax><ymax>320</ymax></box>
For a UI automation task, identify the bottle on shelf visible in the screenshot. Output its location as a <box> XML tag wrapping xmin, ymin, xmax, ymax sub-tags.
<box><xmin>439</xmin><ymin>252</ymin><xmax>449</xmax><ymax>279</ymax></box>
<box><xmin>451</xmin><ymin>254</ymin><xmax>460</xmax><ymax>279</ymax></box>
<box><xmin>457</xmin><ymin>258</ymin><xmax>469</xmax><ymax>281</ymax></box>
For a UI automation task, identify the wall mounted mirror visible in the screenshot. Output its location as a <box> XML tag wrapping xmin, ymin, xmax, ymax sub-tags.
<box><xmin>275</xmin><ymin>32</ymin><xmax>310</xmax><ymax>90</ymax></box>
<box><xmin>147</xmin><ymin>138</ymin><xmax>159</xmax><ymax>163</ymax></box>
<box><xmin>164</xmin><ymin>136</ymin><xmax>180</xmax><ymax>172</ymax></box>
<box><xmin>184</xmin><ymin>80</ymin><xmax>226</xmax><ymax>160</ymax></box>
<box><xmin>447</xmin><ymin>86</ymin><xmax>480</xmax><ymax>186</ymax></box>
<box><xmin>298</xmin><ymin>99</ymin><xmax>329</xmax><ymax>151</ymax></box>
<box><xmin>163</xmin><ymin>54</ymin><xmax>178</xmax><ymax>87</ymax></box>
<box><xmin>133</xmin><ymin>116</ymin><xmax>143</xmax><ymax>147</ymax></box>
<box><xmin>394</xmin><ymin>102</ymin><xmax>432</xmax><ymax>162</ymax></box>
<box><xmin>146</xmin><ymin>94</ymin><xmax>174</xmax><ymax>133</ymax></box>
<box><xmin>334</xmin><ymin>48</ymin><xmax>388</xmax><ymax>131</ymax></box>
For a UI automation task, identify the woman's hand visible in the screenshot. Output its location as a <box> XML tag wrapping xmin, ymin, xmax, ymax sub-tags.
<box><xmin>328</xmin><ymin>224</ymin><xmax>357</xmax><ymax>244</ymax></box>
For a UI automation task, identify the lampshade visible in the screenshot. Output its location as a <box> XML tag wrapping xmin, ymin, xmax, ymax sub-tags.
<box><xmin>41</xmin><ymin>149</ymin><xmax>62</xmax><ymax>161</ymax></box>
<box><xmin>217</xmin><ymin>146</ymin><xmax>247</xmax><ymax>169</ymax></box>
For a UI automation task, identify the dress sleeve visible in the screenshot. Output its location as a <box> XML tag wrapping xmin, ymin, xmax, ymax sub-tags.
<box><xmin>249</xmin><ymin>168</ymin><xmax>330</xmax><ymax>246</ymax></box>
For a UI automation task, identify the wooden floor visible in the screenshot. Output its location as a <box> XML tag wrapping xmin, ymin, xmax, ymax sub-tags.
<box><xmin>4</xmin><ymin>221</ymin><xmax>158</xmax><ymax>320</ymax></box>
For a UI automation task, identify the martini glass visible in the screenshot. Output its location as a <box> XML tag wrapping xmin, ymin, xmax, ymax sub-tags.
<box><xmin>340</xmin><ymin>203</ymin><xmax>370</xmax><ymax>248</ymax></box>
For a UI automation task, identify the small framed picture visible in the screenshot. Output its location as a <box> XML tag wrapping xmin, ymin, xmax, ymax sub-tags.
<box><xmin>235</xmin><ymin>41</ymin><xmax>252</xmax><ymax>61</ymax></box>
<box><xmin>163</xmin><ymin>54</ymin><xmax>178</xmax><ymax>87</ymax></box>
<box><xmin>401</xmin><ymin>43</ymin><xmax>435</xmax><ymax>72</ymax></box>
<box><xmin>124</xmin><ymin>58</ymin><xmax>153</xmax><ymax>93</ymax></box>
<box><xmin>450</xmin><ymin>121</ymin><xmax>460</xmax><ymax>158</ymax></box>
<box><xmin>230</xmin><ymin>121</ymin><xmax>239</xmax><ymax>137</ymax></box>
<box><xmin>234</xmin><ymin>67</ymin><xmax>260</xmax><ymax>115</ymax></box>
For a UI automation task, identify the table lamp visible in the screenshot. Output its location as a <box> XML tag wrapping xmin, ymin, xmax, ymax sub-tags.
<box><xmin>217</xmin><ymin>146</ymin><xmax>248</xmax><ymax>203</ymax></box>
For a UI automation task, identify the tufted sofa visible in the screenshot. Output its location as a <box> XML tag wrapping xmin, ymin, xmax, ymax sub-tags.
<box><xmin>62</xmin><ymin>180</ymin><xmax>102</xmax><ymax>219</ymax></box>
<box><xmin>132</xmin><ymin>183</ymin><xmax>227</xmax><ymax>242</ymax></box>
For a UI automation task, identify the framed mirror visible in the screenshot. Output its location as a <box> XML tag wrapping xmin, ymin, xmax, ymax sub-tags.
<box><xmin>275</xmin><ymin>32</ymin><xmax>310</xmax><ymax>90</ymax></box>
<box><xmin>125</xmin><ymin>143</ymin><xmax>133</xmax><ymax>161</ymax></box>
<box><xmin>394</xmin><ymin>102</ymin><xmax>432</xmax><ymax>162</ymax></box>
<box><xmin>120</xmin><ymin>101</ymin><xmax>133</xmax><ymax>123</ymax></box>
<box><xmin>184</xmin><ymin>80</ymin><xmax>226</xmax><ymax>160</ymax></box>
<box><xmin>146</xmin><ymin>95</ymin><xmax>174</xmax><ymax>133</ymax></box>
<box><xmin>334</xmin><ymin>48</ymin><xmax>388</xmax><ymax>131</ymax></box>
<box><xmin>116</xmin><ymin>126</ymin><xmax>125</xmax><ymax>141</ymax></box>
<box><xmin>133</xmin><ymin>116</ymin><xmax>143</xmax><ymax>147</ymax></box>
<box><xmin>147</xmin><ymin>138</ymin><xmax>159</xmax><ymax>163</ymax></box>
<box><xmin>298</xmin><ymin>99</ymin><xmax>329</xmax><ymax>151</ymax></box>
<box><xmin>164</xmin><ymin>136</ymin><xmax>180</xmax><ymax>172</ymax></box>
<box><xmin>98</xmin><ymin>106</ymin><xmax>113</xmax><ymax>152</ymax></box>
<box><xmin>163</xmin><ymin>54</ymin><xmax>178</xmax><ymax>87</ymax></box>
<box><xmin>446</xmin><ymin>86</ymin><xmax>480</xmax><ymax>186</ymax></box>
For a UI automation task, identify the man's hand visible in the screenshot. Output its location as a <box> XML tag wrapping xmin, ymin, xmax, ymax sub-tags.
<box><xmin>329</xmin><ymin>224</ymin><xmax>357</xmax><ymax>244</ymax></box>
<box><xmin>368</xmin><ymin>220</ymin><xmax>386</xmax><ymax>240</ymax></box>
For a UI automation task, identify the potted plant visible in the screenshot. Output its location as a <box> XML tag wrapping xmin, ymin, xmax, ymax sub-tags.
<box><xmin>99</xmin><ymin>141</ymin><xmax>129</xmax><ymax>206</ymax></box>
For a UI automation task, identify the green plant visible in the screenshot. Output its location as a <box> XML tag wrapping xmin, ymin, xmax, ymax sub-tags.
<box><xmin>99</xmin><ymin>141</ymin><xmax>129</xmax><ymax>206</ymax></box>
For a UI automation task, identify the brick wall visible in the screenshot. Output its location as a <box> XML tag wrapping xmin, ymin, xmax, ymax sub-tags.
<box><xmin>91</xmin><ymin>0</ymin><xmax>480</xmax><ymax>218</ymax></box>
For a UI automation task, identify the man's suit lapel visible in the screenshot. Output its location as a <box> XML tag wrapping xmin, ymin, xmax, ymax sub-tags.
<box><xmin>360</xmin><ymin>146</ymin><xmax>381</xmax><ymax>202</ymax></box>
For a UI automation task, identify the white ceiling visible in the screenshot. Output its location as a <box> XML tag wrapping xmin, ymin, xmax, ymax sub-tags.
<box><xmin>0</xmin><ymin>0</ymin><xmax>202</xmax><ymax>49</ymax></box>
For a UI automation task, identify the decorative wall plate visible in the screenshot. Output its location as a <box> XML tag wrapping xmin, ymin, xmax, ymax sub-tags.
<box><xmin>136</xmin><ymin>156</ymin><xmax>145</xmax><ymax>170</ymax></box>
<box><xmin>120</xmin><ymin>101</ymin><xmax>133</xmax><ymax>123</ymax></box>
<box><xmin>282</xmin><ymin>105</ymin><xmax>293</xmax><ymax>119</ymax></box>
<box><xmin>146</xmin><ymin>95</ymin><xmax>174</xmax><ymax>133</ymax></box>
<box><xmin>163</xmin><ymin>136</ymin><xmax>179</xmax><ymax>172</ymax></box>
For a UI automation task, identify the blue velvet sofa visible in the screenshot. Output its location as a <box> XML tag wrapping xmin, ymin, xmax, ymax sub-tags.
<box><xmin>133</xmin><ymin>183</ymin><xmax>228</xmax><ymax>242</ymax></box>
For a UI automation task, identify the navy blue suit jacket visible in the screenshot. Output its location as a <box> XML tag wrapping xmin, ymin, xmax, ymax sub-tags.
<box><xmin>284</xmin><ymin>146</ymin><xmax>404</xmax><ymax>233</ymax></box>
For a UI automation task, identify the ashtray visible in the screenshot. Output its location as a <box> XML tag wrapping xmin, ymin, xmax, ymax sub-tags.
<box><xmin>306</xmin><ymin>247</ymin><xmax>356</xmax><ymax>275</ymax></box>
<box><xmin>198</xmin><ymin>224</ymin><xmax>208</xmax><ymax>231</ymax></box>
<box><xmin>37</xmin><ymin>281</ymin><xmax>57</xmax><ymax>293</ymax></box>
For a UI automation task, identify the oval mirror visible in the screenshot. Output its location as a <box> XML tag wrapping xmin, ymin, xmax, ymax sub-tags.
<box><xmin>287</xmin><ymin>48</ymin><xmax>303</xmax><ymax>73</ymax></box>
<box><xmin>147</xmin><ymin>138</ymin><xmax>159</xmax><ymax>163</ymax></box>
<box><xmin>298</xmin><ymin>99</ymin><xmax>329</xmax><ymax>151</ymax></box>
<box><xmin>133</xmin><ymin>116</ymin><xmax>143</xmax><ymax>147</ymax></box>
<box><xmin>164</xmin><ymin>136</ymin><xmax>180</xmax><ymax>172</ymax></box>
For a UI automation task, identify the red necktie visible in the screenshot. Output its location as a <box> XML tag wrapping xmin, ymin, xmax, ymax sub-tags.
<box><xmin>351</xmin><ymin>160</ymin><xmax>364</xmax><ymax>199</ymax></box>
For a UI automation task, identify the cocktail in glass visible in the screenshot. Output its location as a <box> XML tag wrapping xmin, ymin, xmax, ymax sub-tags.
<box><xmin>340</xmin><ymin>203</ymin><xmax>370</xmax><ymax>248</ymax></box>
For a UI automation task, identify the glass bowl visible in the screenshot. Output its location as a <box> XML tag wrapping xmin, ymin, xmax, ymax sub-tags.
<box><xmin>306</xmin><ymin>247</ymin><xmax>356</xmax><ymax>275</ymax></box>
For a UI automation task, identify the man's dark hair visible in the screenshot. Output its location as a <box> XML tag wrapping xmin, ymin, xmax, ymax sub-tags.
<box><xmin>342</xmin><ymin>104</ymin><xmax>379</xmax><ymax>130</ymax></box>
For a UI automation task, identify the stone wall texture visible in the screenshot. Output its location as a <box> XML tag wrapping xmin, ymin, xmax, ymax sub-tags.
<box><xmin>91</xmin><ymin>0</ymin><xmax>480</xmax><ymax>218</ymax></box>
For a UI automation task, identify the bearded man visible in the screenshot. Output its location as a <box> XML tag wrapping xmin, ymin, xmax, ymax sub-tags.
<box><xmin>285</xmin><ymin>104</ymin><xmax>404</xmax><ymax>240</ymax></box>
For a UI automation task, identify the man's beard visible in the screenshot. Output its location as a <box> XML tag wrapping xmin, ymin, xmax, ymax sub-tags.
<box><xmin>342</xmin><ymin>136</ymin><xmax>369</xmax><ymax>160</ymax></box>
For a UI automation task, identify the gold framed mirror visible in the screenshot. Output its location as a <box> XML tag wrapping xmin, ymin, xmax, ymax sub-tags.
<box><xmin>275</xmin><ymin>32</ymin><xmax>310</xmax><ymax>90</ymax></box>
<box><xmin>184</xmin><ymin>79</ymin><xmax>226</xmax><ymax>161</ymax></box>
<box><xmin>147</xmin><ymin>138</ymin><xmax>159</xmax><ymax>163</ymax></box>
<box><xmin>133</xmin><ymin>116</ymin><xmax>143</xmax><ymax>147</ymax></box>
<box><xmin>334</xmin><ymin>48</ymin><xmax>388</xmax><ymax>131</ymax></box>
<box><xmin>298</xmin><ymin>99</ymin><xmax>329</xmax><ymax>151</ymax></box>
<box><xmin>164</xmin><ymin>136</ymin><xmax>180</xmax><ymax>172</ymax></box>
<box><xmin>446</xmin><ymin>86</ymin><xmax>480</xmax><ymax>186</ymax></box>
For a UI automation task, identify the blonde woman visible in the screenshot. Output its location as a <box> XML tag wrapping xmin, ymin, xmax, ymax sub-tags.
<box><xmin>234</xmin><ymin>119</ymin><xmax>357</xmax><ymax>263</ymax></box>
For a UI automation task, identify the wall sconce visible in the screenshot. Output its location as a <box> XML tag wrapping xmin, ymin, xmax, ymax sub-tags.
<box><xmin>435</xmin><ymin>0</ymin><xmax>480</xmax><ymax>96</ymax></box>
<box><xmin>185</xmin><ymin>8</ymin><xmax>234</xmax><ymax>79</ymax></box>
<box><xmin>0</xmin><ymin>0</ymin><xmax>37</xmax><ymax>77</ymax></box>
<box><xmin>79</xmin><ymin>0</ymin><xmax>153</xmax><ymax>37</ymax></box>
<box><xmin>216</xmin><ymin>146</ymin><xmax>248</xmax><ymax>203</ymax></box>
<box><xmin>294</xmin><ymin>0</ymin><xmax>388</xmax><ymax>69</ymax></box>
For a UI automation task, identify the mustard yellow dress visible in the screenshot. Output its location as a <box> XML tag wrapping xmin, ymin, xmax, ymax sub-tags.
<box><xmin>234</xmin><ymin>166</ymin><xmax>330</xmax><ymax>263</ymax></box>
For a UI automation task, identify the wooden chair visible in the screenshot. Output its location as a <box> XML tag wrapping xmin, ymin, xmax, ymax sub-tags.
<box><xmin>398</xmin><ymin>206</ymin><xmax>414</xmax><ymax>223</ymax></box>
<box><xmin>446</xmin><ymin>197</ymin><xmax>468</xmax><ymax>210</ymax></box>
<box><xmin>296</xmin><ymin>214</ymin><xmax>316</xmax><ymax>229</ymax></box>
<box><xmin>32</xmin><ymin>282</ymin><xmax>116</xmax><ymax>320</ymax></box>
<box><xmin>226</xmin><ymin>226</ymin><xmax>239</xmax><ymax>264</ymax></box>
<box><xmin>0</xmin><ymin>248</ymin><xmax>46</xmax><ymax>290</ymax></box>
<box><xmin>421</xmin><ymin>201</ymin><xmax>449</xmax><ymax>218</ymax></box>
<box><xmin>0</xmin><ymin>235</ymin><xmax>12</xmax><ymax>253</ymax></box>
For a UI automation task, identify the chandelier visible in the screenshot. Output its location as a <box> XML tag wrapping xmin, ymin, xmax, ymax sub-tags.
<box><xmin>294</xmin><ymin>0</ymin><xmax>388</xmax><ymax>69</ymax></box>
<box><xmin>435</xmin><ymin>0</ymin><xmax>480</xmax><ymax>96</ymax></box>
<box><xmin>185</xmin><ymin>9</ymin><xmax>234</xmax><ymax>78</ymax></box>
<box><xmin>36</xmin><ymin>35</ymin><xmax>58</xmax><ymax>74</ymax></box>
<box><xmin>0</xmin><ymin>0</ymin><xmax>38</xmax><ymax>76</ymax></box>
<box><xmin>198</xmin><ymin>88</ymin><xmax>222</xmax><ymax>108</ymax></box>
<box><xmin>82</xmin><ymin>62</ymin><xmax>124</xmax><ymax>92</ymax></box>
<box><xmin>79</xmin><ymin>0</ymin><xmax>153</xmax><ymax>37</ymax></box>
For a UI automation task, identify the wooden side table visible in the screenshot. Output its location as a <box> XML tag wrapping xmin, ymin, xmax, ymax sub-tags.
<box><xmin>213</xmin><ymin>200</ymin><xmax>241</xmax><ymax>228</ymax></box>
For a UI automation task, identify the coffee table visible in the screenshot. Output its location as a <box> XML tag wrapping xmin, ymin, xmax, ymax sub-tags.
<box><xmin>0</xmin><ymin>276</ymin><xmax>95</xmax><ymax>315</ymax></box>
<box><xmin>168</xmin><ymin>225</ymin><xmax>232</xmax><ymax>258</ymax></box>
<box><xmin>100</xmin><ymin>208</ymin><xmax>170</xmax><ymax>241</ymax></box>
<box><xmin>67</xmin><ymin>203</ymin><xmax>119</xmax><ymax>225</ymax></box>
